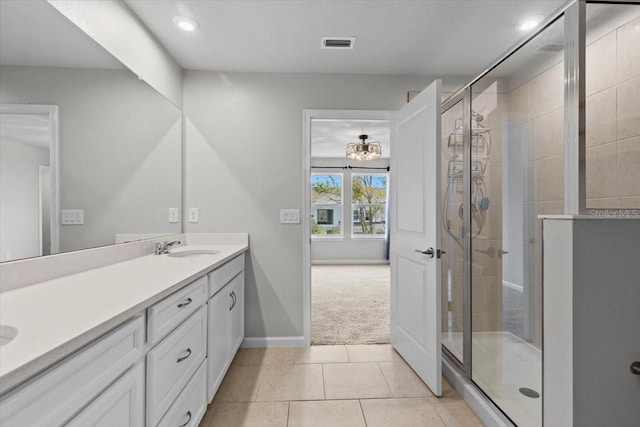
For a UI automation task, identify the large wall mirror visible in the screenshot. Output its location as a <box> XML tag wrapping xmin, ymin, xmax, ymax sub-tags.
<box><xmin>0</xmin><ymin>0</ymin><xmax>182</xmax><ymax>262</ymax></box>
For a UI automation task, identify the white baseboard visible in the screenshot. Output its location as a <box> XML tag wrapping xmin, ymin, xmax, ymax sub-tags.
<box><xmin>242</xmin><ymin>336</ymin><xmax>306</xmax><ymax>347</ymax></box>
<box><xmin>442</xmin><ymin>358</ymin><xmax>515</xmax><ymax>427</ymax></box>
<box><xmin>311</xmin><ymin>260</ymin><xmax>390</xmax><ymax>265</ymax></box>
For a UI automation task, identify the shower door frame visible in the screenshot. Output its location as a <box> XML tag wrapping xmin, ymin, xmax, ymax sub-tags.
<box><xmin>439</xmin><ymin>0</ymin><xmax>598</xmax><ymax>425</ymax></box>
<box><xmin>440</xmin><ymin>90</ymin><xmax>472</xmax><ymax>376</ymax></box>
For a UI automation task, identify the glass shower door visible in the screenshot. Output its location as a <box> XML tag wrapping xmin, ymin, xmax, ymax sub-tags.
<box><xmin>468</xmin><ymin>15</ymin><xmax>566</xmax><ymax>427</ymax></box>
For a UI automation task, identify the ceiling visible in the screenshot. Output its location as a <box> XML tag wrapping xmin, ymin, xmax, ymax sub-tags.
<box><xmin>0</xmin><ymin>0</ymin><xmax>123</xmax><ymax>69</ymax></box>
<box><xmin>124</xmin><ymin>0</ymin><xmax>565</xmax><ymax>76</ymax></box>
<box><xmin>0</xmin><ymin>0</ymin><xmax>566</xmax><ymax>77</ymax></box>
<box><xmin>312</xmin><ymin>119</ymin><xmax>390</xmax><ymax>159</ymax></box>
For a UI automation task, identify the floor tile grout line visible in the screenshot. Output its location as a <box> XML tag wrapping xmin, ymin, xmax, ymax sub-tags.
<box><xmin>321</xmin><ymin>363</ymin><xmax>326</xmax><ymax>400</ymax></box>
<box><xmin>285</xmin><ymin>400</ymin><xmax>291</xmax><ymax>427</ymax></box>
<box><xmin>374</xmin><ymin>360</ymin><xmax>394</xmax><ymax>397</ymax></box>
<box><xmin>429</xmin><ymin>397</ymin><xmax>452</xmax><ymax>427</ymax></box>
<box><xmin>358</xmin><ymin>399</ymin><xmax>368</xmax><ymax>427</ymax></box>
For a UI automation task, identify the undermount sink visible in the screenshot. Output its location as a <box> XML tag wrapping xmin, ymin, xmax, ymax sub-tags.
<box><xmin>0</xmin><ymin>324</ymin><xmax>18</xmax><ymax>347</ymax></box>
<box><xmin>167</xmin><ymin>249</ymin><xmax>220</xmax><ymax>258</ymax></box>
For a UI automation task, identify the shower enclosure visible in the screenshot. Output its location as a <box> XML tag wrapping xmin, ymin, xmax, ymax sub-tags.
<box><xmin>439</xmin><ymin>1</ymin><xmax>639</xmax><ymax>426</ymax></box>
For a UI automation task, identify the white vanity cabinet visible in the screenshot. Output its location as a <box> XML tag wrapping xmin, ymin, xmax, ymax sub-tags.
<box><xmin>0</xmin><ymin>248</ymin><xmax>248</xmax><ymax>427</ymax></box>
<box><xmin>206</xmin><ymin>254</ymin><xmax>245</xmax><ymax>402</ymax></box>
<box><xmin>0</xmin><ymin>316</ymin><xmax>145</xmax><ymax>427</ymax></box>
<box><xmin>66</xmin><ymin>362</ymin><xmax>145</xmax><ymax>427</ymax></box>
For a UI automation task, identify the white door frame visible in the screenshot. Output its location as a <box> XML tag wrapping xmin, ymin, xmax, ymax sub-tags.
<box><xmin>1</xmin><ymin>104</ymin><xmax>60</xmax><ymax>254</ymax></box>
<box><xmin>302</xmin><ymin>109</ymin><xmax>395</xmax><ymax>346</ymax></box>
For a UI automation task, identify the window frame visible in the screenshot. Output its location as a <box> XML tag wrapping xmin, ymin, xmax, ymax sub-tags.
<box><xmin>350</xmin><ymin>172</ymin><xmax>388</xmax><ymax>239</ymax></box>
<box><xmin>310</xmin><ymin>172</ymin><xmax>344</xmax><ymax>239</ymax></box>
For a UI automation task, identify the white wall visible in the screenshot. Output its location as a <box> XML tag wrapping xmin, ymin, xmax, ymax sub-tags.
<box><xmin>183</xmin><ymin>71</ymin><xmax>464</xmax><ymax>339</ymax></box>
<box><xmin>543</xmin><ymin>217</ymin><xmax>640</xmax><ymax>426</ymax></box>
<box><xmin>311</xmin><ymin>157</ymin><xmax>390</xmax><ymax>263</ymax></box>
<box><xmin>0</xmin><ymin>65</ymin><xmax>182</xmax><ymax>253</ymax></box>
<box><xmin>0</xmin><ymin>139</ymin><xmax>49</xmax><ymax>261</ymax></box>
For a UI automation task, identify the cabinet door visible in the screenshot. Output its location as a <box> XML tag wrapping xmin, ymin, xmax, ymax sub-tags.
<box><xmin>229</xmin><ymin>272</ymin><xmax>244</xmax><ymax>358</ymax></box>
<box><xmin>157</xmin><ymin>361</ymin><xmax>207</xmax><ymax>427</ymax></box>
<box><xmin>207</xmin><ymin>286</ymin><xmax>230</xmax><ymax>403</ymax></box>
<box><xmin>0</xmin><ymin>316</ymin><xmax>144</xmax><ymax>427</ymax></box>
<box><xmin>147</xmin><ymin>306</ymin><xmax>207</xmax><ymax>427</ymax></box>
<box><xmin>66</xmin><ymin>363</ymin><xmax>144</xmax><ymax>427</ymax></box>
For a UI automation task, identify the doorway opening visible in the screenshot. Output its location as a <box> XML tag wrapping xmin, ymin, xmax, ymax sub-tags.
<box><xmin>302</xmin><ymin>110</ymin><xmax>395</xmax><ymax>346</ymax></box>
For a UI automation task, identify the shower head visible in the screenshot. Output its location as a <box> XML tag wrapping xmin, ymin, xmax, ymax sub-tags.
<box><xmin>473</xmin><ymin>112</ymin><xmax>484</xmax><ymax>123</ymax></box>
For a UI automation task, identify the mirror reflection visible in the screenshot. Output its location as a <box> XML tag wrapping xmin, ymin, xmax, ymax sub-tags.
<box><xmin>0</xmin><ymin>0</ymin><xmax>182</xmax><ymax>262</ymax></box>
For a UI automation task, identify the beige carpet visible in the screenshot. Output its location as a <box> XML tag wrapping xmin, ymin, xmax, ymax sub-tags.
<box><xmin>311</xmin><ymin>264</ymin><xmax>390</xmax><ymax>345</ymax></box>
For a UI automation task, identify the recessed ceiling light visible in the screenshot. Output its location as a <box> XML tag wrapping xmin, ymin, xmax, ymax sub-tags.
<box><xmin>173</xmin><ymin>16</ymin><xmax>199</xmax><ymax>32</ymax></box>
<box><xmin>517</xmin><ymin>15</ymin><xmax>545</xmax><ymax>32</ymax></box>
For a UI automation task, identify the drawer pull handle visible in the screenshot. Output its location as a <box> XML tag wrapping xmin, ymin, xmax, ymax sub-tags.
<box><xmin>178</xmin><ymin>410</ymin><xmax>192</xmax><ymax>427</ymax></box>
<box><xmin>177</xmin><ymin>348</ymin><xmax>192</xmax><ymax>363</ymax></box>
<box><xmin>177</xmin><ymin>298</ymin><xmax>193</xmax><ymax>309</ymax></box>
<box><xmin>229</xmin><ymin>291</ymin><xmax>237</xmax><ymax>311</ymax></box>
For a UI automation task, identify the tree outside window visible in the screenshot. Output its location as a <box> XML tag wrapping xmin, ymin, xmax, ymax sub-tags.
<box><xmin>311</xmin><ymin>174</ymin><xmax>343</xmax><ymax>237</ymax></box>
<box><xmin>352</xmin><ymin>174</ymin><xmax>387</xmax><ymax>236</ymax></box>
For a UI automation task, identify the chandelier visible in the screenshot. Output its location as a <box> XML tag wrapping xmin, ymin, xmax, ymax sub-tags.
<box><xmin>346</xmin><ymin>134</ymin><xmax>382</xmax><ymax>161</ymax></box>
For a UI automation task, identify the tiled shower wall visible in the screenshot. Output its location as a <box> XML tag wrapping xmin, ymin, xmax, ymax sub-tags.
<box><xmin>440</xmin><ymin>10</ymin><xmax>639</xmax><ymax>350</ymax></box>
<box><xmin>585</xmin><ymin>14</ymin><xmax>640</xmax><ymax>208</ymax></box>
<box><xmin>502</xmin><ymin>11</ymin><xmax>640</xmax><ymax>347</ymax></box>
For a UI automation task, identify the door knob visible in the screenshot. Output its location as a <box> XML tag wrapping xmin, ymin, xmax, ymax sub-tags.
<box><xmin>631</xmin><ymin>361</ymin><xmax>640</xmax><ymax>375</ymax></box>
<box><xmin>414</xmin><ymin>248</ymin><xmax>447</xmax><ymax>258</ymax></box>
<box><xmin>415</xmin><ymin>248</ymin><xmax>435</xmax><ymax>258</ymax></box>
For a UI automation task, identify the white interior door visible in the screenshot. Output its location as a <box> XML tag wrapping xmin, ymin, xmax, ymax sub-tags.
<box><xmin>390</xmin><ymin>80</ymin><xmax>442</xmax><ymax>396</ymax></box>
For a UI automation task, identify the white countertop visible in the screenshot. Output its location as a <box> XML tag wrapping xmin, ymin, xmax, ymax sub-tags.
<box><xmin>0</xmin><ymin>244</ymin><xmax>247</xmax><ymax>395</ymax></box>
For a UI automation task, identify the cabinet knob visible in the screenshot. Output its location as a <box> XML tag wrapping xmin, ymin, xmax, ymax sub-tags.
<box><xmin>631</xmin><ymin>361</ymin><xmax>640</xmax><ymax>375</ymax></box>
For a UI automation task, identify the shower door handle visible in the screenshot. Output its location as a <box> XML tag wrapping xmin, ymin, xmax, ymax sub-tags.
<box><xmin>631</xmin><ymin>361</ymin><xmax>640</xmax><ymax>375</ymax></box>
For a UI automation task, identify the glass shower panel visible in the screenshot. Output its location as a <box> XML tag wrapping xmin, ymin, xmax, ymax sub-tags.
<box><xmin>584</xmin><ymin>2</ymin><xmax>640</xmax><ymax>210</ymax></box>
<box><xmin>441</xmin><ymin>100</ymin><xmax>465</xmax><ymax>363</ymax></box>
<box><xmin>470</xmin><ymin>16</ymin><xmax>565</xmax><ymax>427</ymax></box>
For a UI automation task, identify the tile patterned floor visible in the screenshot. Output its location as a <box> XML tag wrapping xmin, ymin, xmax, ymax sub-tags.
<box><xmin>199</xmin><ymin>344</ymin><xmax>484</xmax><ymax>426</ymax></box>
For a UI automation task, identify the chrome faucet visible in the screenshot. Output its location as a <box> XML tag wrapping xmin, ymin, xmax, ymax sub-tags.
<box><xmin>154</xmin><ymin>240</ymin><xmax>181</xmax><ymax>255</ymax></box>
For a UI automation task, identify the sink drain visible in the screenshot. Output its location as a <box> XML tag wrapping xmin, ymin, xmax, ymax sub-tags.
<box><xmin>519</xmin><ymin>387</ymin><xmax>540</xmax><ymax>398</ymax></box>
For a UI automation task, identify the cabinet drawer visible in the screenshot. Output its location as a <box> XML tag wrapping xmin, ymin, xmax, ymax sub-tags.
<box><xmin>147</xmin><ymin>276</ymin><xmax>207</xmax><ymax>345</ymax></box>
<box><xmin>66</xmin><ymin>363</ymin><xmax>145</xmax><ymax>427</ymax></box>
<box><xmin>208</xmin><ymin>254</ymin><xmax>244</xmax><ymax>298</ymax></box>
<box><xmin>157</xmin><ymin>361</ymin><xmax>207</xmax><ymax>427</ymax></box>
<box><xmin>0</xmin><ymin>316</ymin><xmax>145</xmax><ymax>427</ymax></box>
<box><xmin>147</xmin><ymin>306</ymin><xmax>206</xmax><ymax>427</ymax></box>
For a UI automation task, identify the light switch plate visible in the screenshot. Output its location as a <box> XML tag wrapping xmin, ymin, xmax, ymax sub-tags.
<box><xmin>280</xmin><ymin>209</ymin><xmax>300</xmax><ymax>224</ymax></box>
<box><xmin>62</xmin><ymin>209</ymin><xmax>84</xmax><ymax>225</ymax></box>
<box><xmin>169</xmin><ymin>208</ymin><xmax>180</xmax><ymax>223</ymax></box>
<box><xmin>188</xmin><ymin>207</ymin><xmax>199</xmax><ymax>223</ymax></box>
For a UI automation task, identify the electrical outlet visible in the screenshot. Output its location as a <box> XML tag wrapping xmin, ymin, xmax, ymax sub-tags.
<box><xmin>188</xmin><ymin>207</ymin><xmax>199</xmax><ymax>223</ymax></box>
<box><xmin>169</xmin><ymin>208</ymin><xmax>179</xmax><ymax>223</ymax></box>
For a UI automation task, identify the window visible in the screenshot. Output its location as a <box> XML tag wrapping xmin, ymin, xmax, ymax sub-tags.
<box><xmin>351</xmin><ymin>174</ymin><xmax>387</xmax><ymax>237</ymax></box>
<box><xmin>311</xmin><ymin>174</ymin><xmax>343</xmax><ymax>237</ymax></box>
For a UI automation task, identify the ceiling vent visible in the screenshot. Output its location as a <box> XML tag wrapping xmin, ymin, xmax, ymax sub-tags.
<box><xmin>537</xmin><ymin>44</ymin><xmax>563</xmax><ymax>53</ymax></box>
<box><xmin>321</xmin><ymin>37</ymin><xmax>356</xmax><ymax>50</ymax></box>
